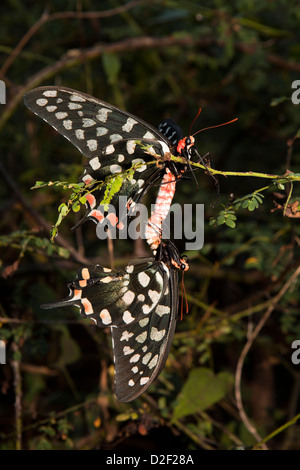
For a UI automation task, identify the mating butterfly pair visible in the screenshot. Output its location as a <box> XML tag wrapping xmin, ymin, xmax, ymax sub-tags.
<box><xmin>24</xmin><ymin>86</ymin><xmax>198</xmax><ymax>402</ymax></box>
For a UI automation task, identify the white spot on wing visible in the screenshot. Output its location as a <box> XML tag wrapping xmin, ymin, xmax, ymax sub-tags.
<box><xmin>130</xmin><ymin>354</ymin><xmax>140</xmax><ymax>363</ymax></box>
<box><xmin>150</xmin><ymin>327</ymin><xmax>166</xmax><ymax>341</ymax></box>
<box><xmin>156</xmin><ymin>305</ymin><xmax>170</xmax><ymax>316</ymax></box>
<box><xmin>110</xmin><ymin>164</ymin><xmax>122</xmax><ymax>173</ymax></box>
<box><xmin>138</xmin><ymin>272</ymin><xmax>150</xmax><ymax>287</ymax></box>
<box><xmin>123</xmin><ymin>346</ymin><xmax>134</xmax><ymax>355</ymax></box>
<box><xmin>63</xmin><ymin>120</ymin><xmax>72</xmax><ymax>130</ymax></box>
<box><xmin>96</xmin><ymin>107</ymin><xmax>112</xmax><ymax>122</ymax></box>
<box><xmin>87</xmin><ymin>139</ymin><xmax>97</xmax><ymax>151</ymax></box>
<box><xmin>142</xmin><ymin>352</ymin><xmax>152</xmax><ymax>365</ymax></box>
<box><xmin>122</xmin><ymin>290</ymin><xmax>135</xmax><ymax>305</ymax></box>
<box><xmin>96</xmin><ymin>127</ymin><xmax>108</xmax><ymax>136</ymax></box>
<box><xmin>55</xmin><ymin>112</ymin><xmax>68</xmax><ymax>120</ymax></box>
<box><xmin>43</xmin><ymin>90</ymin><xmax>57</xmax><ymax>97</ymax></box>
<box><xmin>100</xmin><ymin>276</ymin><xmax>113</xmax><ymax>283</ymax></box>
<box><xmin>36</xmin><ymin>98</ymin><xmax>48</xmax><ymax>106</ymax></box>
<box><xmin>46</xmin><ymin>105</ymin><xmax>57</xmax><ymax>112</ymax></box>
<box><xmin>105</xmin><ymin>144</ymin><xmax>115</xmax><ymax>154</ymax></box>
<box><xmin>68</xmin><ymin>102</ymin><xmax>82</xmax><ymax>110</ymax></box>
<box><xmin>82</xmin><ymin>118</ymin><xmax>96</xmax><ymax>127</ymax></box>
<box><xmin>140</xmin><ymin>377</ymin><xmax>150</xmax><ymax>385</ymax></box>
<box><xmin>70</xmin><ymin>93</ymin><xmax>86</xmax><ymax>102</ymax></box>
<box><xmin>89</xmin><ymin>157</ymin><xmax>101</xmax><ymax>170</ymax></box>
<box><xmin>99</xmin><ymin>309</ymin><xmax>112</xmax><ymax>325</ymax></box>
<box><xmin>139</xmin><ymin>318</ymin><xmax>149</xmax><ymax>327</ymax></box>
<box><xmin>123</xmin><ymin>310</ymin><xmax>135</xmax><ymax>324</ymax></box>
<box><xmin>126</xmin><ymin>264</ymin><xmax>134</xmax><ymax>274</ymax></box>
<box><xmin>148</xmin><ymin>354</ymin><xmax>159</xmax><ymax>369</ymax></box>
<box><xmin>143</xmin><ymin>131</ymin><xmax>155</xmax><ymax>139</ymax></box>
<box><xmin>126</xmin><ymin>140</ymin><xmax>136</xmax><ymax>154</ymax></box>
<box><xmin>110</xmin><ymin>133</ymin><xmax>122</xmax><ymax>142</ymax></box>
<box><xmin>135</xmin><ymin>331</ymin><xmax>147</xmax><ymax>343</ymax></box>
<box><xmin>122</xmin><ymin>118</ymin><xmax>138</xmax><ymax>133</ymax></box>
<box><xmin>120</xmin><ymin>330</ymin><xmax>134</xmax><ymax>341</ymax></box>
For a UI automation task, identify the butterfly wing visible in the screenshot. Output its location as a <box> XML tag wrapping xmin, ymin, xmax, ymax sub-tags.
<box><xmin>41</xmin><ymin>257</ymin><xmax>179</xmax><ymax>401</ymax></box>
<box><xmin>24</xmin><ymin>86</ymin><xmax>171</xmax><ymax>158</ymax></box>
<box><xmin>24</xmin><ymin>86</ymin><xmax>172</xmax><ymax>230</ymax></box>
<box><xmin>112</xmin><ymin>261</ymin><xmax>179</xmax><ymax>402</ymax></box>
<box><xmin>41</xmin><ymin>258</ymin><xmax>167</xmax><ymax>328</ymax></box>
<box><xmin>75</xmin><ymin>139</ymin><xmax>166</xmax><ymax>230</ymax></box>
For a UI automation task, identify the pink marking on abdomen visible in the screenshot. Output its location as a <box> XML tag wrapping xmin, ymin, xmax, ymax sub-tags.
<box><xmin>145</xmin><ymin>168</ymin><xmax>177</xmax><ymax>250</ymax></box>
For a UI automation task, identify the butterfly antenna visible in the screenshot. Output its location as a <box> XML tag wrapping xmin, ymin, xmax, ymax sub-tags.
<box><xmin>189</xmin><ymin>107</ymin><xmax>202</xmax><ymax>136</ymax></box>
<box><xmin>192</xmin><ymin>117</ymin><xmax>238</xmax><ymax>138</ymax></box>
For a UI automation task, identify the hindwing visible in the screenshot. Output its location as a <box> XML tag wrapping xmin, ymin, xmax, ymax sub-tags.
<box><xmin>41</xmin><ymin>256</ymin><xmax>179</xmax><ymax>401</ymax></box>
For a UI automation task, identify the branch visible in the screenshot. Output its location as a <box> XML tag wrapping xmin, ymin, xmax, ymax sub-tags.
<box><xmin>0</xmin><ymin>0</ymin><xmax>144</xmax><ymax>79</ymax></box>
<box><xmin>0</xmin><ymin>161</ymin><xmax>90</xmax><ymax>265</ymax></box>
<box><xmin>234</xmin><ymin>264</ymin><xmax>300</xmax><ymax>448</ymax></box>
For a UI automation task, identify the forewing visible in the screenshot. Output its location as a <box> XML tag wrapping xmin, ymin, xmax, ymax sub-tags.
<box><xmin>76</xmin><ymin>139</ymin><xmax>165</xmax><ymax>229</ymax></box>
<box><xmin>24</xmin><ymin>86</ymin><xmax>171</xmax><ymax>230</ymax></box>
<box><xmin>24</xmin><ymin>86</ymin><xmax>170</xmax><ymax>159</ymax></box>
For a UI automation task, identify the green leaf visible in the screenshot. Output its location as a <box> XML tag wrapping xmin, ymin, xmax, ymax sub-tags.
<box><xmin>216</xmin><ymin>215</ymin><xmax>225</xmax><ymax>225</ymax></box>
<box><xmin>71</xmin><ymin>201</ymin><xmax>81</xmax><ymax>212</ymax></box>
<box><xmin>102</xmin><ymin>53</ymin><xmax>121</xmax><ymax>85</ymax></box>
<box><xmin>50</xmin><ymin>227</ymin><xmax>58</xmax><ymax>240</ymax></box>
<box><xmin>58</xmin><ymin>204</ymin><xmax>68</xmax><ymax>216</ymax></box>
<box><xmin>254</xmin><ymin>193</ymin><xmax>264</xmax><ymax>203</ymax></box>
<box><xmin>101</xmin><ymin>174</ymin><xmax>123</xmax><ymax>209</ymax></box>
<box><xmin>248</xmin><ymin>200</ymin><xmax>256</xmax><ymax>211</ymax></box>
<box><xmin>225</xmin><ymin>218</ymin><xmax>236</xmax><ymax>228</ymax></box>
<box><xmin>54</xmin><ymin>325</ymin><xmax>81</xmax><ymax>367</ymax></box>
<box><xmin>172</xmin><ymin>368</ymin><xmax>232</xmax><ymax>421</ymax></box>
<box><xmin>270</xmin><ymin>96</ymin><xmax>289</xmax><ymax>107</ymax></box>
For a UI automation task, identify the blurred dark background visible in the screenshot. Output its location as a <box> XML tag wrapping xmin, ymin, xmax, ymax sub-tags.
<box><xmin>1</xmin><ymin>0</ymin><xmax>300</xmax><ymax>450</ymax></box>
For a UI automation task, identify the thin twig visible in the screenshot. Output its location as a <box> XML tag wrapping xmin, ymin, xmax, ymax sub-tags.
<box><xmin>0</xmin><ymin>160</ymin><xmax>90</xmax><ymax>265</ymax></box>
<box><xmin>0</xmin><ymin>0</ymin><xmax>144</xmax><ymax>79</ymax></box>
<box><xmin>11</xmin><ymin>342</ymin><xmax>22</xmax><ymax>450</ymax></box>
<box><xmin>234</xmin><ymin>264</ymin><xmax>300</xmax><ymax>449</ymax></box>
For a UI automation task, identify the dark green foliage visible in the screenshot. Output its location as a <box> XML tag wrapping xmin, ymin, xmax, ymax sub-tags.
<box><xmin>1</xmin><ymin>0</ymin><xmax>300</xmax><ymax>451</ymax></box>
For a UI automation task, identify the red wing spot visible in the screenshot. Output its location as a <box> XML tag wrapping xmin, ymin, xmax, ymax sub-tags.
<box><xmin>72</xmin><ymin>289</ymin><xmax>82</xmax><ymax>300</ymax></box>
<box><xmin>107</xmin><ymin>213</ymin><xmax>118</xmax><ymax>227</ymax></box>
<box><xmin>79</xmin><ymin>279</ymin><xmax>87</xmax><ymax>287</ymax></box>
<box><xmin>81</xmin><ymin>298</ymin><xmax>93</xmax><ymax>315</ymax></box>
<box><xmin>82</xmin><ymin>174</ymin><xmax>94</xmax><ymax>185</ymax></box>
<box><xmin>85</xmin><ymin>193</ymin><xmax>96</xmax><ymax>209</ymax></box>
<box><xmin>127</xmin><ymin>198</ymin><xmax>134</xmax><ymax>209</ymax></box>
<box><xmin>81</xmin><ymin>268</ymin><xmax>91</xmax><ymax>279</ymax></box>
<box><xmin>117</xmin><ymin>221</ymin><xmax>124</xmax><ymax>230</ymax></box>
<box><xmin>89</xmin><ymin>210</ymin><xmax>104</xmax><ymax>222</ymax></box>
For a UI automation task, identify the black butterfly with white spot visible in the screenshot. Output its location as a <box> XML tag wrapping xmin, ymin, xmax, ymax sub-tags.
<box><xmin>24</xmin><ymin>86</ymin><xmax>199</xmax><ymax>233</ymax></box>
<box><xmin>42</xmin><ymin>242</ymin><xmax>189</xmax><ymax>402</ymax></box>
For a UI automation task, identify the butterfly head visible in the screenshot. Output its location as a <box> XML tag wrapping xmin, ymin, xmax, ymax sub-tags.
<box><xmin>176</xmin><ymin>135</ymin><xmax>195</xmax><ymax>159</ymax></box>
<box><xmin>171</xmin><ymin>256</ymin><xmax>189</xmax><ymax>272</ymax></box>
